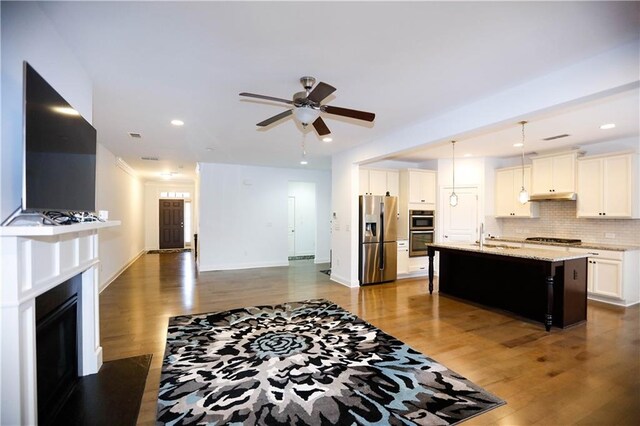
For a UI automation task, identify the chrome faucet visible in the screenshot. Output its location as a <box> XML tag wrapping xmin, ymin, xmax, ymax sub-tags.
<box><xmin>479</xmin><ymin>223</ymin><xmax>485</xmax><ymax>249</ymax></box>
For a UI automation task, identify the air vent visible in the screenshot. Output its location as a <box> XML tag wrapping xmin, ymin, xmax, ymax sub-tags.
<box><xmin>128</xmin><ymin>132</ymin><xmax>142</xmax><ymax>139</ymax></box>
<box><xmin>141</xmin><ymin>156</ymin><xmax>159</xmax><ymax>161</ymax></box>
<box><xmin>543</xmin><ymin>134</ymin><xmax>570</xmax><ymax>141</ymax></box>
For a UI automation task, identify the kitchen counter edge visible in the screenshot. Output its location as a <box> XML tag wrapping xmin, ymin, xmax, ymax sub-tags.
<box><xmin>489</xmin><ymin>236</ymin><xmax>639</xmax><ymax>252</ymax></box>
<box><xmin>427</xmin><ymin>242</ymin><xmax>589</xmax><ymax>262</ymax></box>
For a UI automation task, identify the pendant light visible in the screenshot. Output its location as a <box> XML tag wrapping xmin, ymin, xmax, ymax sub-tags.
<box><xmin>449</xmin><ymin>140</ymin><xmax>458</xmax><ymax>207</ymax></box>
<box><xmin>518</xmin><ymin>121</ymin><xmax>529</xmax><ymax>204</ymax></box>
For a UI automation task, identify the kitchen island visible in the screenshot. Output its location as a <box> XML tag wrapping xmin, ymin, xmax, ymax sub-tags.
<box><xmin>427</xmin><ymin>243</ymin><xmax>589</xmax><ymax>331</ymax></box>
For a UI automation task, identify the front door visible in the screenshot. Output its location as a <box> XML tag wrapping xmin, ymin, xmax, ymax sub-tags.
<box><xmin>159</xmin><ymin>199</ymin><xmax>184</xmax><ymax>249</ymax></box>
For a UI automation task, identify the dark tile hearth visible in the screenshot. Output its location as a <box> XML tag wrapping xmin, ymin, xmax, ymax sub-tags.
<box><xmin>147</xmin><ymin>248</ymin><xmax>192</xmax><ymax>254</ymax></box>
<box><xmin>52</xmin><ymin>354</ymin><xmax>151</xmax><ymax>426</ymax></box>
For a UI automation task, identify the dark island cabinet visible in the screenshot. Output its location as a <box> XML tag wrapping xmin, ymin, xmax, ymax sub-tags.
<box><xmin>427</xmin><ymin>244</ymin><xmax>588</xmax><ymax>331</ymax></box>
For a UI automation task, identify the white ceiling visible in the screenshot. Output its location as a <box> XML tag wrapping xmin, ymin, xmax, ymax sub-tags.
<box><xmin>37</xmin><ymin>1</ymin><xmax>640</xmax><ymax>182</ymax></box>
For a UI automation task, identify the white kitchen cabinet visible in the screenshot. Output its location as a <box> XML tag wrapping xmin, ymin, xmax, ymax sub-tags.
<box><xmin>359</xmin><ymin>169</ymin><xmax>370</xmax><ymax>195</ymax></box>
<box><xmin>531</xmin><ymin>152</ymin><xmax>577</xmax><ymax>195</ymax></box>
<box><xmin>495</xmin><ymin>166</ymin><xmax>539</xmax><ymax>218</ymax></box>
<box><xmin>570</xmin><ymin>247</ymin><xmax>638</xmax><ymax>306</ymax></box>
<box><xmin>397</xmin><ymin>240</ymin><xmax>409</xmax><ymax>275</ymax></box>
<box><xmin>401</xmin><ymin>169</ymin><xmax>436</xmax><ymax>204</ymax></box>
<box><xmin>386</xmin><ymin>170</ymin><xmax>399</xmax><ymax>198</ymax></box>
<box><xmin>577</xmin><ymin>153</ymin><xmax>639</xmax><ymax>218</ymax></box>
<box><xmin>360</xmin><ymin>168</ymin><xmax>400</xmax><ymax>196</ymax></box>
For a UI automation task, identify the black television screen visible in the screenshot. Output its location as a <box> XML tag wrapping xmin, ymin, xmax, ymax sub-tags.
<box><xmin>23</xmin><ymin>62</ymin><xmax>97</xmax><ymax>213</ymax></box>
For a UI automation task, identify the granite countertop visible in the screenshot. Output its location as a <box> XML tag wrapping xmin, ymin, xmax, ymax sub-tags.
<box><xmin>428</xmin><ymin>242</ymin><xmax>590</xmax><ymax>262</ymax></box>
<box><xmin>489</xmin><ymin>236</ymin><xmax>640</xmax><ymax>252</ymax></box>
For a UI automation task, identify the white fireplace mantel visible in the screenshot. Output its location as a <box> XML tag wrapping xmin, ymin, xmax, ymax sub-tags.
<box><xmin>1</xmin><ymin>221</ymin><xmax>120</xmax><ymax>425</ymax></box>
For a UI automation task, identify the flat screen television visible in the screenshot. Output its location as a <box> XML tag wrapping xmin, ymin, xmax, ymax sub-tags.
<box><xmin>23</xmin><ymin>62</ymin><xmax>97</xmax><ymax>213</ymax></box>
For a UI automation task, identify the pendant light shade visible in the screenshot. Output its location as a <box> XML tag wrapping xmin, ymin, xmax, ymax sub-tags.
<box><xmin>518</xmin><ymin>121</ymin><xmax>529</xmax><ymax>204</ymax></box>
<box><xmin>449</xmin><ymin>140</ymin><xmax>458</xmax><ymax>207</ymax></box>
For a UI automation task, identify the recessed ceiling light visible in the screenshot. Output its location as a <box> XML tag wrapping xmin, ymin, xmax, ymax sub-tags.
<box><xmin>322</xmin><ymin>137</ymin><xmax>333</xmax><ymax>143</ymax></box>
<box><xmin>463</xmin><ymin>153</ymin><xmax>472</xmax><ymax>157</ymax></box>
<box><xmin>300</xmin><ymin>159</ymin><xmax>308</xmax><ymax>165</ymax></box>
<box><xmin>205</xmin><ymin>147</ymin><xmax>214</xmax><ymax>152</ymax></box>
<box><xmin>171</xmin><ymin>119</ymin><xmax>184</xmax><ymax>126</ymax></box>
<box><xmin>599</xmin><ymin>123</ymin><xmax>615</xmax><ymax>130</ymax></box>
<box><xmin>513</xmin><ymin>143</ymin><xmax>523</xmax><ymax>147</ymax></box>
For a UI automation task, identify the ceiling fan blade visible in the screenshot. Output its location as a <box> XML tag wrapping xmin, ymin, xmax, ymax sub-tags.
<box><xmin>323</xmin><ymin>105</ymin><xmax>375</xmax><ymax>122</ymax></box>
<box><xmin>312</xmin><ymin>117</ymin><xmax>331</xmax><ymax>136</ymax></box>
<box><xmin>307</xmin><ymin>82</ymin><xmax>336</xmax><ymax>103</ymax></box>
<box><xmin>239</xmin><ymin>92</ymin><xmax>293</xmax><ymax>105</ymax></box>
<box><xmin>256</xmin><ymin>109</ymin><xmax>293</xmax><ymax>127</ymax></box>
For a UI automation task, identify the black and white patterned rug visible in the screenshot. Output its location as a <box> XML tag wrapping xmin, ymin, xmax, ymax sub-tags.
<box><xmin>157</xmin><ymin>299</ymin><xmax>504</xmax><ymax>425</ymax></box>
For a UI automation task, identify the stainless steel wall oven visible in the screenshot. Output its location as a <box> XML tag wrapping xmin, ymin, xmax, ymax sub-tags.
<box><xmin>409</xmin><ymin>210</ymin><xmax>434</xmax><ymax>257</ymax></box>
<box><xmin>409</xmin><ymin>210</ymin><xmax>434</xmax><ymax>230</ymax></box>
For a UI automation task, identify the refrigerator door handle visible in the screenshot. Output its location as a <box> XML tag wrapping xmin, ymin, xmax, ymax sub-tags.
<box><xmin>379</xmin><ymin>201</ymin><xmax>384</xmax><ymax>270</ymax></box>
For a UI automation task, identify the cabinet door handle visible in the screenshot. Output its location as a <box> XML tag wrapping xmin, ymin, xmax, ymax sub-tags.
<box><xmin>573</xmin><ymin>270</ymin><xmax>578</xmax><ymax>280</ymax></box>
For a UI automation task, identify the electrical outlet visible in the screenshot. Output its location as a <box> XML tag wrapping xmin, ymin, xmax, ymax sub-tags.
<box><xmin>605</xmin><ymin>233</ymin><xmax>616</xmax><ymax>239</ymax></box>
<box><xmin>346</xmin><ymin>224</ymin><xmax>350</xmax><ymax>232</ymax></box>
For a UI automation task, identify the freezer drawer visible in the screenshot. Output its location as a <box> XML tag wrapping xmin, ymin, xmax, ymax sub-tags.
<box><xmin>360</xmin><ymin>241</ymin><xmax>397</xmax><ymax>285</ymax></box>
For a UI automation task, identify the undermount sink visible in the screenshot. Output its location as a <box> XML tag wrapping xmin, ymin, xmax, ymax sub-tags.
<box><xmin>470</xmin><ymin>243</ymin><xmax>519</xmax><ymax>250</ymax></box>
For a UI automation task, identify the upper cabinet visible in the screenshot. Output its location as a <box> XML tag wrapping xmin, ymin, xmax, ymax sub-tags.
<box><xmin>360</xmin><ymin>168</ymin><xmax>400</xmax><ymax>196</ymax></box>
<box><xmin>401</xmin><ymin>169</ymin><xmax>436</xmax><ymax>204</ymax></box>
<box><xmin>495</xmin><ymin>166</ymin><xmax>539</xmax><ymax>218</ymax></box>
<box><xmin>577</xmin><ymin>153</ymin><xmax>639</xmax><ymax>218</ymax></box>
<box><xmin>531</xmin><ymin>152</ymin><xmax>577</xmax><ymax>195</ymax></box>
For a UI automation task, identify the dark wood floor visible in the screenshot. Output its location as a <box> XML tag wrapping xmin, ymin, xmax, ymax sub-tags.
<box><xmin>99</xmin><ymin>252</ymin><xmax>640</xmax><ymax>425</ymax></box>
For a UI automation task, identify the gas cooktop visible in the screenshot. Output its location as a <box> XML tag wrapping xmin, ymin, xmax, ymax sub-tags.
<box><xmin>525</xmin><ymin>237</ymin><xmax>582</xmax><ymax>245</ymax></box>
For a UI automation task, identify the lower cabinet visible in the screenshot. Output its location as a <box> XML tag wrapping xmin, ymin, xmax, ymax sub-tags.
<box><xmin>397</xmin><ymin>240</ymin><xmax>409</xmax><ymax>275</ymax></box>
<box><xmin>570</xmin><ymin>247</ymin><xmax>637</xmax><ymax>306</ymax></box>
<box><xmin>587</xmin><ymin>257</ymin><xmax>621</xmax><ymax>298</ymax></box>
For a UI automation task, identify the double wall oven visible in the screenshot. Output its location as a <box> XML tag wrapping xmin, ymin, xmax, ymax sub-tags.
<box><xmin>409</xmin><ymin>210</ymin><xmax>434</xmax><ymax>257</ymax></box>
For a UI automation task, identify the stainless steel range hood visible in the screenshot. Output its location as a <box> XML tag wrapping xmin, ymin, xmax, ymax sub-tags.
<box><xmin>529</xmin><ymin>192</ymin><xmax>577</xmax><ymax>201</ymax></box>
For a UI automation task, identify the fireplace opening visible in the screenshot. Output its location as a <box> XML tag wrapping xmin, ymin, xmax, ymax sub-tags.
<box><xmin>35</xmin><ymin>276</ymin><xmax>80</xmax><ymax>425</ymax></box>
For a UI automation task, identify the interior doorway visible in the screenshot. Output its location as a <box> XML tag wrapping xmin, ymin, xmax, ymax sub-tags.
<box><xmin>159</xmin><ymin>199</ymin><xmax>185</xmax><ymax>249</ymax></box>
<box><xmin>440</xmin><ymin>187</ymin><xmax>479</xmax><ymax>243</ymax></box>
<box><xmin>287</xmin><ymin>182</ymin><xmax>317</xmax><ymax>261</ymax></box>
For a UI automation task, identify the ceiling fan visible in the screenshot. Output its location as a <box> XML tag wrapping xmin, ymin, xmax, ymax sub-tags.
<box><xmin>239</xmin><ymin>76</ymin><xmax>375</xmax><ymax>136</ymax></box>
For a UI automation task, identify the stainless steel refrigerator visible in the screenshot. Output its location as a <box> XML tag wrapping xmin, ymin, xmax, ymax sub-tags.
<box><xmin>359</xmin><ymin>195</ymin><xmax>398</xmax><ymax>285</ymax></box>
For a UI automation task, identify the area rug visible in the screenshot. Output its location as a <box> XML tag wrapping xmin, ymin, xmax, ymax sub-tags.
<box><xmin>157</xmin><ymin>300</ymin><xmax>504</xmax><ymax>425</ymax></box>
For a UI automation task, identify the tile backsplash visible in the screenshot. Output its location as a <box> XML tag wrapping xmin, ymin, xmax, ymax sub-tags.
<box><xmin>497</xmin><ymin>201</ymin><xmax>640</xmax><ymax>246</ymax></box>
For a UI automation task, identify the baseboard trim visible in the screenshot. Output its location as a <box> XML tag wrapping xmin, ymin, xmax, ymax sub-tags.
<box><xmin>314</xmin><ymin>257</ymin><xmax>330</xmax><ymax>264</ymax></box>
<box><xmin>199</xmin><ymin>260</ymin><xmax>289</xmax><ymax>272</ymax></box>
<box><xmin>99</xmin><ymin>249</ymin><xmax>145</xmax><ymax>293</ymax></box>
<box><xmin>330</xmin><ymin>274</ymin><xmax>359</xmax><ymax>288</ymax></box>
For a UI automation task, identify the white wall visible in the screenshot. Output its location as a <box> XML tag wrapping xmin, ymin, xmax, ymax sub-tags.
<box><xmin>1</xmin><ymin>2</ymin><xmax>146</xmax><ymax>291</ymax></box>
<box><xmin>95</xmin><ymin>148</ymin><xmax>145</xmax><ymax>291</ymax></box>
<box><xmin>1</xmin><ymin>2</ymin><xmax>93</xmax><ymax>221</ymax></box>
<box><xmin>288</xmin><ymin>182</ymin><xmax>316</xmax><ymax>256</ymax></box>
<box><xmin>197</xmin><ymin>163</ymin><xmax>331</xmax><ymax>271</ymax></box>
<box><xmin>330</xmin><ymin>40</ymin><xmax>640</xmax><ymax>286</ymax></box>
<box><xmin>144</xmin><ymin>181</ymin><xmax>195</xmax><ymax>250</ymax></box>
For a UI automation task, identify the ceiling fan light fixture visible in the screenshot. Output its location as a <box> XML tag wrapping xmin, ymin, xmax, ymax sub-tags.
<box><xmin>294</xmin><ymin>106</ymin><xmax>320</xmax><ymax>125</ymax></box>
